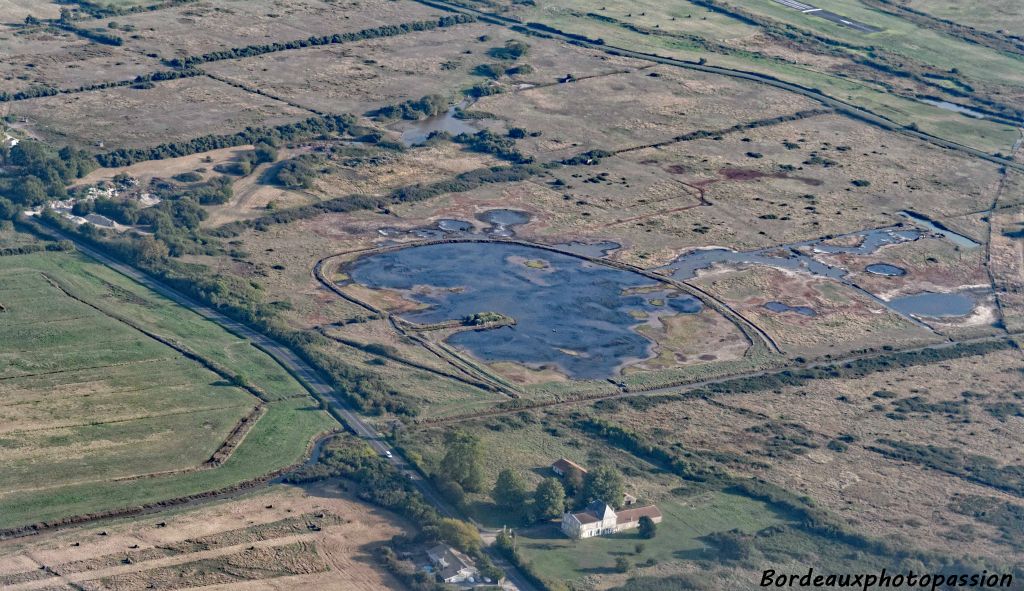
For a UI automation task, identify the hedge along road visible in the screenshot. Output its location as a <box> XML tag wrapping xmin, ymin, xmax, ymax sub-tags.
<box><xmin>30</xmin><ymin>223</ymin><xmax>540</xmax><ymax>591</ymax></box>
<box><xmin>414</xmin><ymin>0</ymin><xmax>1024</xmax><ymax>173</ymax></box>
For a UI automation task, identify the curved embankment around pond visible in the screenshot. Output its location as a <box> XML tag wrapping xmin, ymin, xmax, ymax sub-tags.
<box><xmin>313</xmin><ymin>237</ymin><xmax>783</xmax><ymax>368</ymax></box>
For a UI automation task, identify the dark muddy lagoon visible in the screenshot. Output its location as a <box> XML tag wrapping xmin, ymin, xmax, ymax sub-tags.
<box><xmin>348</xmin><ymin>242</ymin><xmax>702</xmax><ymax>379</ymax></box>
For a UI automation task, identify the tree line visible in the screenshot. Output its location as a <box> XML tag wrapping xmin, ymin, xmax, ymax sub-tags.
<box><xmin>166</xmin><ymin>15</ymin><xmax>475</xmax><ymax>68</ymax></box>
<box><xmin>0</xmin><ymin>68</ymin><xmax>203</xmax><ymax>103</ymax></box>
<box><xmin>95</xmin><ymin>114</ymin><xmax>353</xmax><ymax>167</ymax></box>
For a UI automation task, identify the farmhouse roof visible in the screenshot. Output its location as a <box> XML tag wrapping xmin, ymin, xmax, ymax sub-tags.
<box><xmin>552</xmin><ymin>458</ymin><xmax>587</xmax><ymax>474</ymax></box>
<box><xmin>428</xmin><ymin>543</ymin><xmax>477</xmax><ymax>581</ymax></box>
<box><xmin>569</xmin><ymin>500</ymin><xmax>619</xmax><ymax>526</ymax></box>
<box><xmin>615</xmin><ymin>505</ymin><xmax>662</xmax><ymax>524</ymax></box>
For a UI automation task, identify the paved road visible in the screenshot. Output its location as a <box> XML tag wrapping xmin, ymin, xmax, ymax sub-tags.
<box><xmin>772</xmin><ymin>0</ymin><xmax>882</xmax><ymax>33</ymax></box>
<box><xmin>415</xmin><ymin>0</ymin><xmax>1023</xmax><ymax>173</ymax></box>
<box><xmin>36</xmin><ymin>225</ymin><xmax>536</xmax><ymax>591</ymax></box>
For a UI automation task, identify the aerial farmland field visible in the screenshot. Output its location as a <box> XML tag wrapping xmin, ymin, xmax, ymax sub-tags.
<box><xmin>0</xmin><ymin>0</ymin><xmax>1022</xmax><ymax>589</ymax></box>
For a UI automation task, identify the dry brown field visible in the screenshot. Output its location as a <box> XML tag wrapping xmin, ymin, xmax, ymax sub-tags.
<box><xmin>606</xmin><ymin>345</ymin><xmax>1024</xmax><ymax>560</ymax></box>
<box><xmin>114</xmin><ymin>0</ymin><xmax>448</xmax><ymax>59</ymax></box>
<box><xmin>0</xmin><ymin>28</ymin><xmax>161</xmax><ymax>94</ymax></box>
<box><xmin>0</xmin><ymin>483</ymin><xmax>405</xmax><ymax>591</ymax></box>
<box><xmin>6</xmin><ymin>75</ymin><xmax>311</xmax><ymax>150</ymax></box>
<box><xmin>473</xmin><ymin>64</ymin><xmax>821</xmax><ymax>162</ymax></box>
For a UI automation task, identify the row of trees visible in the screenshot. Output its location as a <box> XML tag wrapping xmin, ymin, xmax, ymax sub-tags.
<box><xmin>167</xmin><ymin>15</ymin><xmax>474</xmax><ymax>68</ymax></box>
<box><xmin>0</xmin><ymin>68</ymin><xmax>203</xmax><ymax>103</ymax></box>
<box><xmin>53</xmin><ymin>0</ymin><xmax>197</xmax><ymax>19</ymax></box>
<box><xmin>284</xmin><ymin>435</ymin><xmax>503</xmax><ymax>586</ymax></box>
<box><xmin>211</xmin><ymin>162</ymin><xmax>545</xmax><ymax>237</ymax></box>
<box><xmin>96</xmin><ymin>114</ymin><xmax>352</xmax><ymax>167</ymax></box>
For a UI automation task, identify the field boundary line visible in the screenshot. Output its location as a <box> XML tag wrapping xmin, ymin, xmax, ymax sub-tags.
<box><xmin>0</xmin><ymin>426</ymin><xmax>339</xmax><ymax>542</ymax></box>
<box><xmin>41</xmin><ymin>273</ymin><xmax>276</xmax><ymax>403</ymax></box>
<box><xmin>411</xmin><ymin>0</ymin><xmax>1024</xmax><ymax>173</ymax></box>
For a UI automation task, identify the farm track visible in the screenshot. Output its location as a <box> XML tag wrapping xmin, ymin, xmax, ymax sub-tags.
<box><xmin>983</xmin><ymin>127</ymin><xmax>1024</xmax><ymax>334</ymax></box>
<box><xmin>413</xmin><ymin>332</ymin><xmax>1018</xmax><ymax>427</ymax></box>
<box><xmin>314</xmin><ymin>325</ymin><xmax>501</xmax><ymax>392</ymax></box>
<box><xmin>413</xmin><ymin>0</ymin><xmax>1024</xmax><ymax>173</ymax></box>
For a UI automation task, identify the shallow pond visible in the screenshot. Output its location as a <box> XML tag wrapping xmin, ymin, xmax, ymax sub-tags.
<box><xmin>477</xmin><ymin>209</ymin><xmax>531</xmax><ymax>237</ymax></box>
<box><xmin>763</xmin><ymin>301</ymin><xmax>817</xmax><ymax>317</ymax></box>
<box><xmin>348</xmin><ymin>242</ymin><xmax>702</xmax><ymax>379</ymax></box>
<box><xmin>900</xmin><ymin>211</ymin><xmax>980</xmax><ymax>249</ymax></box>
<box><xmin>399</xmin><ymin>106</ymin><xmax>480</xmax><ymax>147</ymax></box>
<box><xmin>888</xmin><ymin>292</ymin><xmax>975</xmax><ymax>318</ymax></box>
<box><xmin>663</xmin><ymin>227</ymin><xmax>921</xmax><ymax>282</ymax></box>
<box><xmin>919</xmin><ymin>98</ymin><xmax>989</xmax><ymax>120</ymax></box>
<box><xmin>865</xmin><ymin>263</ymin><xmax>907</xmax><ymax>277</ymax></box>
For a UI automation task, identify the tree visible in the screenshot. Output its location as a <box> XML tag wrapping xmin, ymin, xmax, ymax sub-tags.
<box><xmin>533</xmin><ymin>478</ymin><xmax>565</xmax><ymax>520</ymax></box>
<box><xmin>133</xmin><ymin>235</ymin><xmax>169</xmax><ymax>266</ymax></box>
<box><xmin>563</xmin><ymin>467</ymin><xmax>584</xmax><ymax>497</ymax></box>
<box><xmin>253</xmin><ymin>142</ymin><xmax>278</xmax><ymax>164</ymax></box>
<box><xmin>582</xmin><ymin>465</ymin><xmax>625</xmax><ymax>508</ymax></box>
<box><xmin>492</xmin><ymin>469</ymin><xmax>529</xmax><ymax>510</ymax></box>
<box><xmin>614</xmin><ymin>557</ymin><xmax>631</xmax><ymax>573</ymax></box>
<box><xmin>638</xmin><ymin>516</ymin><xmax>656</xmax><ymax>539</ymax></box>
<box><xmin>0</xmin><ymin>197</ymin><xmax>17</xmax><ymax>220</ymax></box>
<box><xmin>14</xmin><ymin>176</ymin><xmax>47</xmax><ymax>206</ymax></box>
<box><xmin>10</xmin><ymin>141</ymin><xmax>48</xmax><ymax>169</ymax></box>
<box><xmin>436</xmin><ymin>518</ymin><xmax>481</xmax><ymax>553</ymax></box>
<box><xmin>439</xmin><ymin>431</ymin><xmax>485</xmax><ymax>492</ymax></box>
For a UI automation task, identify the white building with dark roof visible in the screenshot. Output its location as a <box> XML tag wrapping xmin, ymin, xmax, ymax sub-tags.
<box><xmin>561</xmin><ymin>500</ymin><xmax>663</xmax><ymax>539</ymax></box>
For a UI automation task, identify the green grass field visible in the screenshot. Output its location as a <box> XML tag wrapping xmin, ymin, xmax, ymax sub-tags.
<box><xmin>516</xmin><ymin>492</ymin><xmax>789</xmax><ymax>581</ymax></box>
<box><xmin>0</xmin><ymin>241</ymin><xmax>336</xmax><ymax>529</ymax></box>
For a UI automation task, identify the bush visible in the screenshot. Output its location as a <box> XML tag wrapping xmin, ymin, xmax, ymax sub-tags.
<box><xmin>172</xmin><ymin>171</ymin><xmax>204</xmax><ymax>183</ymax></box>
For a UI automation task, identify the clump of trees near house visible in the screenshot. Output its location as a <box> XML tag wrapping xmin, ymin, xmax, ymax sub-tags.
<box><xmin>0</xmin><ymin>140</ymin><xmax>96</xmax><ymax>212</ymax></box>
<box><xmin>284</xmin><ymin>435</ymin><xmax>503</xmax><ymax>589</ymax></box>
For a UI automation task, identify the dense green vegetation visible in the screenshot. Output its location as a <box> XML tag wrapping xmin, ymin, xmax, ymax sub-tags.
<box><xmin>285</xmin><ymin>435</ymin><xmax>504</xmax><ymax>585</ymax></box>
<box><xmin>270</xmin><ymin>155</ymin><xmax>321</xmax><ymax>189</ymax></box>
<box><xmin>369</xmin><ymin>94</ymin><xmax>449</xmax><ymax>122</ymax></box>
<box><xmin>0</xmin><ymin>140</ymin><xmax>97</xmax><ymax>207</ymax></box>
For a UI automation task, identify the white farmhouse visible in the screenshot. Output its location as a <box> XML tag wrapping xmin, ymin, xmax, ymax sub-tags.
<box><xmin>561</xmin><ymin>500</ymin><xmax>663</xmax><ymax>539</ymax></box>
